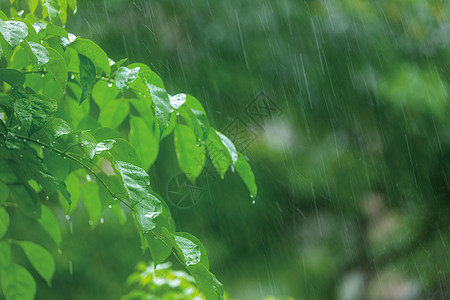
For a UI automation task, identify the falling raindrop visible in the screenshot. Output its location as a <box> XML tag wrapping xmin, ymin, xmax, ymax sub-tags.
<box><xmin>69</xmin><ymin>221</ymin><xmax>73</xmax><ymax>233</ymax></box>
<box><xmin>57</xmin><ymin>249</ymin><xmax>62</xmax><ymax>255</ymax></box>
<box><xmin>252</xmin><ymin>200</ymin><xmax>256</xmax><ymax>205</ymax></box>
<box><xmin>65</xmin><ymin>215</ymin><xmax>70</xmax><ymax>221</ymax></box>
<box><xmin>69</xmin><ymin>261</ymin><xmax>73</xmax><ymax>275</ymax></box>
<box><xmin>100</xmin><ymin>218</ymin><xmax>104</xmax><ymax>224</ymax></box>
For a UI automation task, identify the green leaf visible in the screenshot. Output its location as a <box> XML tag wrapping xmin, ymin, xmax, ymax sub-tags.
<box><xmin>1</xmin><ymin>263</ymin><xmax>36</xmax><ymax>300</ymax></box>
<box><xmin>216</xmin><ymin>131</ymin><xmax>238</xmax><ymax>164</ymax></box>
<box><xmin>45</xmin><ymin>118</ymin><xmax>72</xmax><ymax>140</ymax></box>
<box><xmin>0</xmin><ymin>69</ymin><xmax>25</xmax><ymax>88</ymax></box>
<box><xmin>45</xmin><ymin>24</ymin><xmax>68</xmax><ymax>38</ymax></box>
<box><xmin>114</xmin><ymin>66</ymin><xmax>140</xmax><ymax>91</ymax></box>
<box><xmin>113</xmin><ymin>161</ymin><xmax>154</xmax><ymax>208</ymax></box>
<box><xmin>174</xmin><ymin>232</ymin><xmax>209</xmax><ymax>269</ymax></box>
<box><xmin>12</xmin><ymin>91</ymin><xmax>57</xmax><ymax>135</ymax></box>
<box><xmin>98</xmin><ymin>99</ymin><xmax>129</xmax><ymax>128</ymax></box>
<box><xmin>173</xmin><ymin>234</ymin><xmax>201</xmax><ymax>266</ymax></box>
<box><xmin>177</xmin><ymin>103</ymin><xmax>210</xmax><ymax>141</ymax></box>
<box><xmin>129</xmin><ymin>116</ymin><xmax>159</xmax><ymax>170</ymax></box>
<box><xmin>58</xmin><ymin>0</ymin><xmax>68</xmax><ymax>24</ymax></box>
<box><xmin>174</xmin><ymin>124</ymin><xmax>205</xmax><ymax>182</ymax></box>
<box><xmin>28</xmin><ymin>42</ymin><xmax>49</xmax><ymax>69</ymax></box>
<box><xmin>29</xmin><ymin>0</ymin><xmax>39</xmax><ymax>14</ymax></box>
<box><xmin>148</xmin><ymin>84</ymin><xmax>171</xmax><ymax>133</ymax></box>
<box><xmin>17</xmin><ymin>241</ymin><xmax>55</xmax><ymax>286</ymax></box>
<box><xmin>94</xmin><ymin>139</ymin><xmax>115</xmax><ymax>157</ymax></box>
<box><xmin>235</xmin><ymin>153</ymin><xmax>257</xmax><ymax>198</ymax></box>
<box><xmin>78</xmin><ymin>54</ymin><xmax>96</xmax><ymax>104</ymax></box>
<box><xmin>78</xmin><ymin>130</ymin><xmax>97</xmax><ymax>159</ymax></box>
<box><xmin>206</xmin><ymin>129</ymin><xmax>231</xmax><ymax>179</ymax></box>
<box><xmin>147</xmin><ymin>226</ymin><xmax>174</xmax><ymax>266</ymax></box>
<box><xmin>9</xmin><ymin>183</ymin><xmax>41</xmax><ymax>218</ymax></box>
<box><xmin>67</xmin><ymin>0</ymin><xmax>77</xmax><ymax>13</ymax></box>
<box><xmin>0</xmin><ymin>181</ymin><xmax>8</xmax><ymax>205</ymax></box>
<box><xmin>92</xmin><ymin>80</ymin><xmax>119</xmax><ymax>108</ymax></box>
<box><xmin>170</xmin><ymin>93</ymin><xmax>186</xmax><ymax>109</ymax></box>
<box><xmin>81</xmin><ymin>182</ymin><xmax>102</xmax><ymax>227</ymax></box>
<box><xmin>128</xmin><ymin>63</ymin><xmax>165</xmax><ymax>88</ymax></box>
<box><xmin>10</xmin><ymin>43</ymin><xmax>33</xmax><ymax>70</ymax></box>
<box><xmin>0</xmin><ymin>20</ymin><xmax>28</xmax><ymax>48</ymax></box>
<box><xmin>188</xmin><ymin>264</ymin><xmax>224</xmax><ymax>300</ymax></box>
<box><xmin>92</xmin><ymin>127</ymin><xmax>123</xmax><ymax>141</ymax></box>
<box><xmin>42</xmin><ymin>0</ymin><xmax>60</xmax><ymax>23</ymax></box>
<box><xmin>60</xmin><ymin>172</ymin><xmax>80</xmax><ymax>214</ymax></box>
<box><xmin>0</xmin><ymin>207</ymin><xmax>9</xmax><ymax>239</ymax></box>
<box><xmin>108</xmin><ymin>139</ymin><xmax>142</xmax><ymax>167</ymax></box>
<box><xmin>0</xmin><ymin>241</ymin><xmax>11</xmax><ymax>271</ymax></box>
<box><xmin>133</xmin><ymin>196</ymin><xmax>162</xmax><ymax>233</ymax></box>
<box><xmin>46</xmin><ymin>47</ymin><xmax>67</xmax><ymax>89</ymax></box>
<box><xmin>70</xmin><ymin>38</ymin><xmax>110</xmax><ymax>76</ymax></box>
<box><xmin>37</xmin><ymin>205</ymin><xmax>61</xmax><ymax>247</ymax></box>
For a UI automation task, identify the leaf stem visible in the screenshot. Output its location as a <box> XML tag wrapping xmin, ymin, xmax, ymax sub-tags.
<box><xmin>2</xmin><ymin>134</ymin><xmax>188</xmax><ymax>278</ymax></box>
<box><xmin>13</xmin><ymin>134</ymin><xmax>131</xmax><ymax>209</ymax></box>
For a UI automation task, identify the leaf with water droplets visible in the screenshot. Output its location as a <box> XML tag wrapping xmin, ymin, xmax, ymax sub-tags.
<box><xmin>174</xmin><ymin>232</ymin><xmax>209</xmax><ymax>269</ymax></box>
<box><xmin>206</xmin><ymin>129</ymin><xmax>231</xmax><ymax>179</ymax></box>
<box><xmin>148</xmin><ymin>84</ymin><xmax>171</xmax><ymax>134</ymax></box>
<box><xmin>28</xmin><ymin>42</ymin><xmax>49</xmax><ymax>69</ymax></box>
<box><xmin>11</xmin><ymin>90</ymin><xmax>57</xmax><ymax>135</ymax></box>
<box><xmin>42</xmin><ymin>0</ymin><xmax>60</xmax><ymax>23</ymax></box>
<box><xmin>234</xmin><ymin>153</ymin><xmax>257</xmax><ymax>198</ymax></box>
<box><xmin>94</xmin><ymin>139</ymin><xmax>116</xmax><ymax>157</ymax></box>
<box><xmin>114</xmin><ymin>66</ymin><xmax>140</xmax><ymax>91</ymax></box>
<box><xmin>188</xmin><ymin>264</ymin><xmax>224</xmax><ymax>300</ymax></box>
<box><xmin>0</xmin><ymin>20</ymin><xmax>28</xmax><ymax>48</ymax></box>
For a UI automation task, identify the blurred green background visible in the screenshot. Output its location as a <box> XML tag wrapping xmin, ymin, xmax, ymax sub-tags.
<box><xmin>4</xmin><ymin>0</ymin><xmax>449</xmax><ymax>299</ymax></box>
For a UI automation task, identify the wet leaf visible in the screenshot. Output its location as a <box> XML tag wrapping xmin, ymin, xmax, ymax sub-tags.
<box><xmin>114</xmin><ymin>66</ymin><xmax>140</xmax><ymax>91</ymax></box>
<box><xmin>0</xmin><ymin>20</ymin><xmax>28</xmax><ymax>48</ymax></box>
<box><xmin>71</xmin><ymin>38</ymin><xmax>110</xmax><ymax>76</ymax></box>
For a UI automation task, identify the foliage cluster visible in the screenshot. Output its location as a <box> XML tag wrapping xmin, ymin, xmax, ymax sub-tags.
<box><xmin>0</xmin><ymin>1</ymin><xmax>256</xmax><ymax>299</ymax></box>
